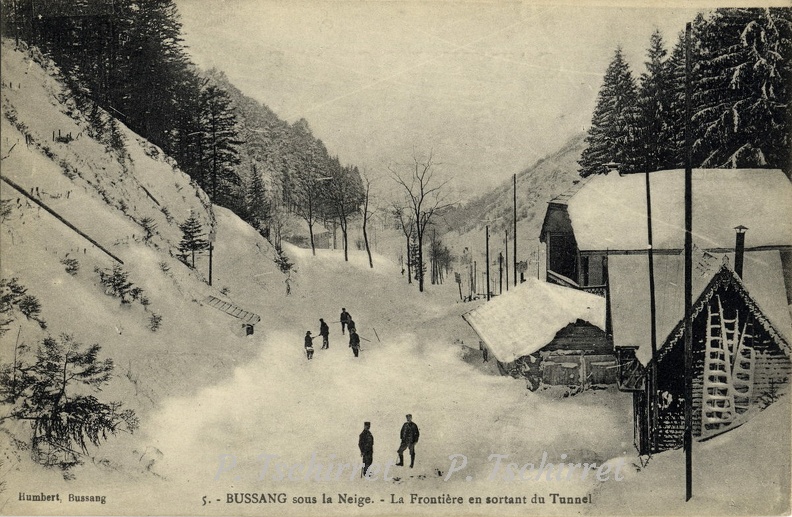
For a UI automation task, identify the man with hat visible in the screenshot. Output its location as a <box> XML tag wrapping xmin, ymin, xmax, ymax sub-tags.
<box><xmin>396</xmin><ymin>414</ymin><xmax>419</xmax><ymax>468</ymax></box>
<box><xmin>358</xmin><ymin>422</ymin><xmax>374</xmax><ymax>477</ymax></box>
<box><xmin>340</xmin><ymin>308</ymin><xmax>351</xmax><ymax>335</ymax></box>
<box><xmin>304</xmin><ymin>331</ymin><xmax>315</xmax><ymax>360</ymax></box>
<box><xmin>319</xmin><ymin>318</ymin><xmax>330</xmax><ymax>349</ymax></box>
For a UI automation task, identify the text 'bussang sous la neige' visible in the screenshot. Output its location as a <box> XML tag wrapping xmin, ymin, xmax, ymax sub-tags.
<box><xmin>223</xmin><ymin>492</ymin><xmax>594</xmax><ymax>507</ymax></box>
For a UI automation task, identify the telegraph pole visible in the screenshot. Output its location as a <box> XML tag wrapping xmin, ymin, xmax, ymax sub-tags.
<box><xmin>499</xmin><ymin>252</ymin><xmax>503</xmax><ymax>294</ymax></box>
<box><xmin>485</xmin><ymin>226</ymin><xmax>491</xmax><ymax>301</ymax></box>
<box><xmin>683</xmin><ymin>21</ymin><xmax>694</xmax><ymax>502</ymax></box>
<box><xmin>646</xmin><ymin>170</ymin><xmax>658</xmax><ymax>453</ymax></box>
<box><xmin>505</xmin><ymin>230</ymin><xmax>509</xmax><ymax>291</ymax></box>
<box><xmin>513</xmin><ymin>174</ymin><xmax>517</xmax><ymax>287</ymax></box>
<box><xmin>208</xmin><ymin>243</ymin><xmax>213</xmax><ymax>286</ymax></box>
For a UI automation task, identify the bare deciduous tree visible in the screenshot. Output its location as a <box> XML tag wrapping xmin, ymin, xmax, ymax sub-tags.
<box><xmin>390</xmin><ymin>151</ymin><xmax>452</xmax><ymax>292</ymax></box>
<box><xmin>361</xmin><ymin>170</ymin><xmax>375</xmax><ymax>269</ymax></box>
<box><xmin>392</xmin><ymin>204</ymin><xmax>414</xmax><ymax>283</ymax></box>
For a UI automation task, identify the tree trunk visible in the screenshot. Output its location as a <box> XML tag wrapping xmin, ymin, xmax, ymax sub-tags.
<box><xmin>340</xmin><ymin>216</ymin><xmax>349</xmax><ymax>262</ymax></box>
<box><xmin>417</xmin><ymin>230</ymin><xmax>425</xmax><ymax>292</ymax></box>
<box><xmin>405</xmin><ymin>235</ymin><xmax>412</xmax><ymax>284</ymax></box>
<box><xmin>363</xmin><ymin>215</ymin><xmax>373</xmax><ymax>268</ymax></box>
<box><xmin>309</xmin><ymin>220</ymin><xmax>316</xmax><ymax>256</ymax></box>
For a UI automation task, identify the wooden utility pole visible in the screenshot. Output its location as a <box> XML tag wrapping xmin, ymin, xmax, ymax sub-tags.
<box><xmin>473</xmin><ymin>261</ymin><xmax>477</xmax><ymax>296</ymax></box>
<box><xmin>498</xmin><ymin>252</ymin><xmax>503</xmax><ymax>294</ymax></box>
<box><xmin>513</xmin><ymin>174</ymin><xmax>517</xmax><ymax>287</ymax></box>
<box><xmin>505</xmin><ymin>230</ymin><xmax>509</xmax><ymax>291</ymax></box>
<box><xmin>208</xmin><ymin>243</ymin><xmax>213</xmax><ymax>286</ymax></box>
<box><xmin>485</xmin><ymin>226</ymin><xmax>491</xmax><ymax>301</ymax></box>
<box><xmin>646</xmin><ymin>169</ymin><xmax>658</xmax><ymax>453</ymax></box>
<box><xmin>684</xmin><ymin>21</ymin><xmax>694</xmax><ymax>502</ymax></box>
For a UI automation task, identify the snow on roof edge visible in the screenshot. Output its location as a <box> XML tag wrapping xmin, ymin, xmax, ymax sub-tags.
<box><xmin>462</xmin><ymin>278</ymin><xmax>606</xmax><ymax>363</ymax></box>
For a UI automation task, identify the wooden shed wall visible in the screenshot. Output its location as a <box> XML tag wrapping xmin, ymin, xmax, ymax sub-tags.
<box><xmin>645</xmin><ymin>286</ymin><xmax>791</xmax><ymax>454</ymax></box>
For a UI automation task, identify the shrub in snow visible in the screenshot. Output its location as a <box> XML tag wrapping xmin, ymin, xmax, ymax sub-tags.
<box><xmin>1</xmin><ymin>278</ymin><xmax>46</xmax><ymax>334</ymax></box>
<box><xmin>95</xmin><ymin>264</ymin><xmax>144</xmax><ymax>304</ymax></box>
<box><xmin>0</xmin><ymin>334</ymin><xmax>139</xmax><ymax>469</ymax></box>
<box><xmin>0</xmin><ymin>199</ymin><xmax>11</xmax><ymax>223</ymax></box>
<box><xmin>148</xmin><ymin>313</ymin><xmax>162</xmax><ymax>332</ymax></box>
<box><xmin>139</xmin><ymin>217</ymin><xmax>157</xmax><ymax>243</ymax></box>
<box><xmin>60</xmin><ymin>257</ymin><xmax>80</xmax><ymax>275</ymax></box>
<box><xmin>17</xmin><ymin>295</ymin><xmax>41</xmax><ymax>321</ymax></box>
<box><xmin>178</xmin><ymin>213</ymin><xmax>209</xmax><ymax>269</ymax></box>
<box><xmin>274</xmin><ymin>245</ymin><xmax>293</xmax><ymax>273</ymax></box>
<box><xmin>220</xmin><ymin>287</ymin><xmax>231</xmax><ymax>296</ymax></box>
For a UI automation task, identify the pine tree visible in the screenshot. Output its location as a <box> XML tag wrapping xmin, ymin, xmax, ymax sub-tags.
<box><xmin>200</xmin><ymin>84</ymin><xmax>242</xmax><ymax>204</ymax></box>
<box><xmin>663</xmin><ymin>29</ymin><xmax>690</xmax><ymax>169</ymax></box>
<box><xmin>178</xmin><ymin>213</ymin><xmax>209</xmax><ymax>268</ymax></box>
<box><xmin>579</xmin><ymin>47</ymin><xmax>639</xmax><ymax>176</ymax></box>
<box><xmin>1</xmin><ymin>278</ymin><xmax>38</xmax><ymax>335</ymax></box>
<box><xmin>0</xmin><ymin>334</ymin><xmax>138</xmax><ymax>468</ymax></box>
<box><xmin>245</xmin><ymin>163</ymin><xmax>271</xmax><ymax>236</ymax></box>
<box><xmin>693</xmin><ymin>8</ymin><xmax>792</xmax><ymax>171</ymax></box>
<box><xmin>95</xmin><ymin>264</ymin><xmax>142</xmax><ymax>304</ymax></box>
<box><xmin>630</xmin><ymin>30</ymin><xmax>676</xmax><ymax>173</ymax></box>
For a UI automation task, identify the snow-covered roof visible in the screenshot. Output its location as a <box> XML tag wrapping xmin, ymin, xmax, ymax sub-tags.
<box><xmin>566</xmin><ymin>169</ymin><xmax>792</xmax><ymax>251</ymax></box>
<box><xmin>462</xmin><ymin>278</ymin><xmax>606</xmax><ymax>363</ymax></box>
<box><xmin>610</xmin><ymin>249</ymin><xmax>792</xmax><ymax>364</ymax></box>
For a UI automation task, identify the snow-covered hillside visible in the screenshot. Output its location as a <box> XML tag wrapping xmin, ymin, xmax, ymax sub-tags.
<box><xmin>442</xmin><ymin>133</ymin><xmax>587</xmax><ymax>286</ymax></box>
<box><xmin>1</xmin><ymin>40</ymin><xmax>789</xmax><ymax>517</ymax></box>
<box><xmin>1</xmin><ymin>40</ymin><xmax>283</xmax><ymax>482</ymax></box>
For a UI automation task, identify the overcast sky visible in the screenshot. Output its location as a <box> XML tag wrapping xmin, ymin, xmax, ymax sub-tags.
<box><xmin>175</xmin><ymin>1</ymin><xmax>703</xmax><ymax>198</ymax></box>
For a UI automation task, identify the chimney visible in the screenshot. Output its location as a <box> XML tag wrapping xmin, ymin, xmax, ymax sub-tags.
<box><xmin>734</xmin><ymin>225</ymin><xmax>748</xmax><ymax>278</ymax></box>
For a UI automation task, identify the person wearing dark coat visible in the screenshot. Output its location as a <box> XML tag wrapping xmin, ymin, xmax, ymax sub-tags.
<box><xmin>340</xmin><ymin>308</ymin><xmax>351</xmax><ymax>335</ymax></box>
<box><xmin>396</xmin><ymin>414</ymin><xmax>419</xmax><ymax>468</ymax></box>
<box><xmin>349</xmin><ymin>328</ymin><xmax>361</xmax><ymax>357</ymax></box>
<box><xmin>347</xmin><ymin>317</ymin><xmax>356</xmax><ymax>333</ymax></box>
<box><xmin>358</xmin><ymin>422</ymin><xmax>374</xmax><ymax>477</ymax></box>
<box><xmin>319</xmin><ymin>319</ymin><xmax>330</xmax><ymax>349</ymax></box>
<box><xmin>304</xmin><ymin>331</ymin><xmax>315</xmax><ymax>360</ymax></box>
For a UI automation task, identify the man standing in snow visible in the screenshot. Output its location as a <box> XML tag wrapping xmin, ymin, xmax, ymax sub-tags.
<box><xmin>340</xmin><ymin>308</ymin><xmax>351</xmax><ymax>335</ymax></box>
<box><xmin>304</xmin><ymin>331</ymin><xmax>315</xmax><ymax>360</ymax></box>
<box><xmin>319</xmin><ymin>318</ymin><xmax>330</xmax><ymax>349</ymax></box>
<box><xmin>358</xmin><ymin>422</ymin><xmax>374</xmax><ymax>477</ymax></box>
<box><xmin>396</xmin><ymin>414</ymin><xmax>419</xmax><ymax>468</ymax></box>
<box><xmin>349</xmin><ymin>328</ymin><xmax>361</xmax><ymax>357</ymax></box>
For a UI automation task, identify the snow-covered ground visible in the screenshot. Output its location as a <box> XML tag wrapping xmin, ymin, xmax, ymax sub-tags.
<box><xmin>1</xmin><ymin>40</ymin><xmax>789</xmax><ymax>517</ymax></box>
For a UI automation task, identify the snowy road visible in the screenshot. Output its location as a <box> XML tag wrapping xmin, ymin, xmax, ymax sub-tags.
<box><xmin>141</xmin><ymin>243</ymin><xmax>634</xmax><ymax>515</ymax></box>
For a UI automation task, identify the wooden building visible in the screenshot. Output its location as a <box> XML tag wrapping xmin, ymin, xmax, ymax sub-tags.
<box><xmin>463</xmin><ymin>277</ymin><xmax>616</xmax><ymax>391</ymax></box>
<box><xmin>644</xmin><ymin>265</ymin><xmax>791</xmax><ymax>451</ymax></box>
<box><xmin>538</xmin><ymin>168</ymin><xmax>792</xmax><ymax>453</ymax></box>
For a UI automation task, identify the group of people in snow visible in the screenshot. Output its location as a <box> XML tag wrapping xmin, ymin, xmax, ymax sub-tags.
<box><xmin>358</xmin><ymin>414</ymin><xmax>420</xmax><ymax>476</ymax></box>
<box><xmin>304</xmin><ymin>308</ymin><xmax>363</xmax><ymax>359</ymax></box>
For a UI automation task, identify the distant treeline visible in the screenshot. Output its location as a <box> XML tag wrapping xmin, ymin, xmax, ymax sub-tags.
<box><xmin>579</xmin><ymin>8</ymin><xmax>791</xmax><ymax>177</ymax></box>
<box><xmin>2</xmin><ymin>0</ymin><xmax>365</xmax><ymax>247</ymax></box>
